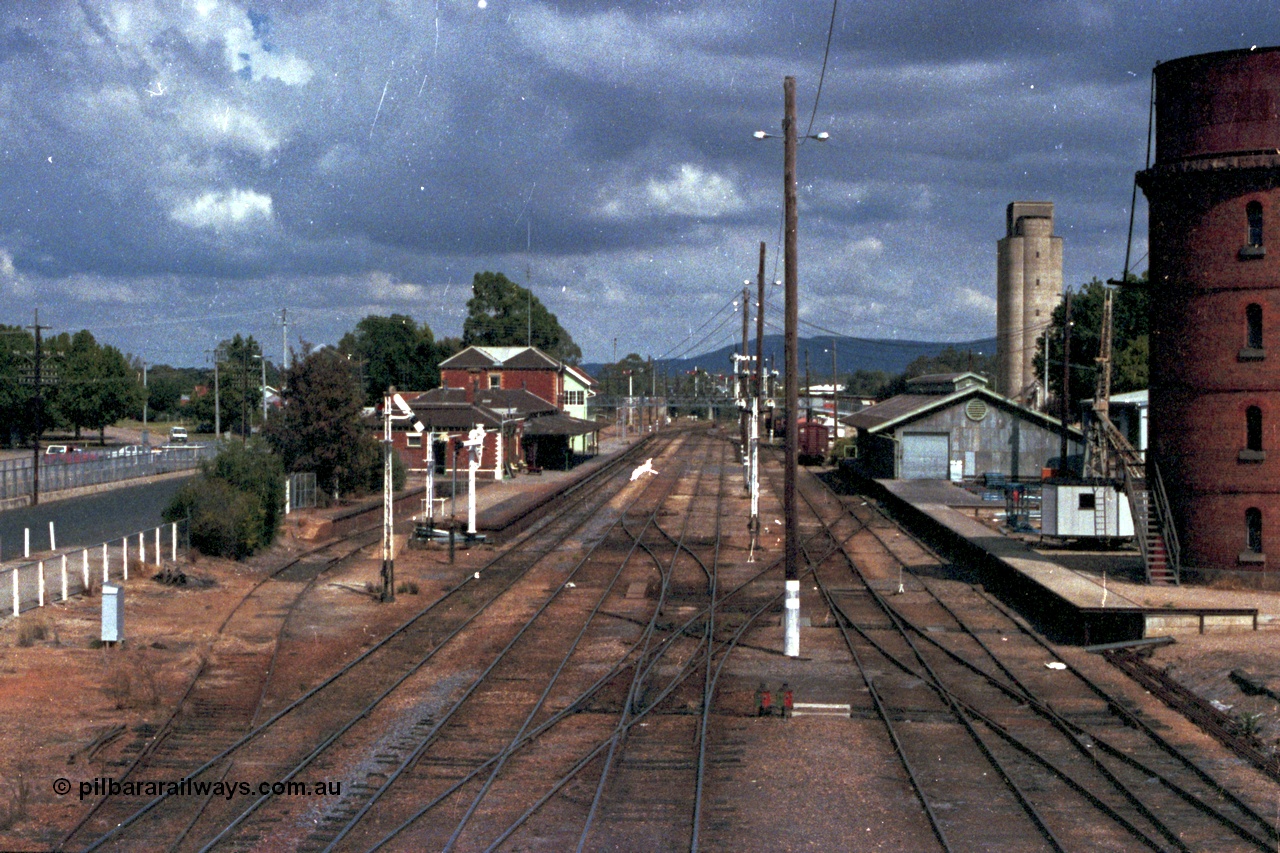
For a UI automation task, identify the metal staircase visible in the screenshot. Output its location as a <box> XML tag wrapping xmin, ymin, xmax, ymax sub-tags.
<box><xmin>1095</xmin><ymin>414</ymin><xmax>1180</xmax><ymax>585</ymax></box>
<box><xmin>1085</xmin><ymin>288</ymin><xmax>1179</xmax><ymax>584</ymax></box>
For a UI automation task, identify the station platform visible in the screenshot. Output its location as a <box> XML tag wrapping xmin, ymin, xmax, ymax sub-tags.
<box><xmin>874</xmin><ymin>479</ymin><xmax>1259</xmax><ymax>645</ymax></box>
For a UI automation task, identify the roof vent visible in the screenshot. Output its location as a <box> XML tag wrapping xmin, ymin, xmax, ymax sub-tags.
<box><xmin>965</xmin><ymin>398</ymin><xmax>988</xmax><ymax>422</ymax></box>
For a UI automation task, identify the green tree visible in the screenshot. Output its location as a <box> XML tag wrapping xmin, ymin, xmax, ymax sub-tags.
<box><xmin>879</xmin><ymin>346</ymin><xmax>997</xmax><ymax>398</ymax></box>
<box><xmin>58</xmin><ymin>330</ymin><xmax>142</xmax><ymax>443</ymax></box>
<box><xmin>214</xmin><ymin>334</ymin><xmax>265</xmax><ymax>439</ymax></box>
<box><xmin>0</xmin><ymin>326</ymin><xmax>36</xmax><ymax>446</ymax></box>
<box><xmin>264</xmin><ymin>345</ymin><xmax>388</xmax><ymax>497</ymax></box>
<box><xmin>1037</xmin><ymin>274</ymin><xmax>1149</xmax><ymax>410</ymax></box>
<box><xmin>845</xmin><ymin>369</ymin><xmax>893</xmax><ymax>398</ymax></box>
<box><xmin>462</xmin><ymin>271</ymin><xmax>582</xmax><ymax>364</ymax></box>
<box><xmin>338</xmin><ymin>314</ymin><xmax>438</xmax><ymax>406</ymax></box>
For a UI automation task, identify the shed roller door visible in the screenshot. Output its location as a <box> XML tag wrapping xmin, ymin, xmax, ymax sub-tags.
<box><xmin>901</xmin><ymin>434</ymin><xmax>949</xmax><ymax>479</ymax></box>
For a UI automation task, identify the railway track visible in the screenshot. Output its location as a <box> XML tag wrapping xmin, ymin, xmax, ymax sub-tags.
<box><xmin>68</xmin><ymin>428</ymin><xmax>673</xmax><ymax>851</ymax></box>
<box><xmin>786</xmin><ymin>459</ymin><xmax>1279</xmax><ymax>851</ymax></box>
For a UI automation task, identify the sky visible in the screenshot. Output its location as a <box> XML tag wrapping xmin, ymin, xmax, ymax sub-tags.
<box><xmin>0</xmin><ymin>1</ymin><xmax>1274</xmax><ymax>369</ymax></box>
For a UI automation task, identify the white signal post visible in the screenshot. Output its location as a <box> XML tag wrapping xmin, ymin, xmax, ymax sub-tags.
<box><xmin>383</xmin><ymin>390</ymin><xmax>424</xmax><ymax>603</ymax></box>
<box><xmin>462</xmin><ymin>424</ymin><xmax>486</xmax><ymax>536</ymax></box>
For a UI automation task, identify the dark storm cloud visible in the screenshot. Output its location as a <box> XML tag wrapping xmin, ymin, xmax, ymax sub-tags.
<box><xmin>1</xmin><ymin>1</ymin><xmax>1277</xmax><ymax>366</ymax></box>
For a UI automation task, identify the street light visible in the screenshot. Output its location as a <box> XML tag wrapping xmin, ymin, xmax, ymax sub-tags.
<box><xmin>755</xmin><ymin>76</ymin><xmax>828</xmax><ymax>659</ymax></box>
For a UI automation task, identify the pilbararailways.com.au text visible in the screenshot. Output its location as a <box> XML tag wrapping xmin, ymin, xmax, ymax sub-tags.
<box><xmin>60</xmin><ymin>777</ymin><xmax>342</xmax><ymax>801</ymax></box>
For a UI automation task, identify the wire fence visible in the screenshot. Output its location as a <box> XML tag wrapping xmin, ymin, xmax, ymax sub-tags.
<box><xmin>1</xmin><ymin>518</ymin><xmax>191</xmax><ymax>620</ymax></box>
<box><xmin>0</xmin><ymin>445</ymin><xmax>217</xmax><ymax>501</ymax></box>
<box><xmin>286</xmin><ymin>472</ymin><xmax>317</xmax><ymax>513</ymax></box>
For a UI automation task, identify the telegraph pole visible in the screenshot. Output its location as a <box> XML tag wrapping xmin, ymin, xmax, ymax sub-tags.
<box><xmin>26</xmin><ymin>311</ymin><xmax>51</xmax><ymax>506</ymax></box>
<box><xmin>1059</xmin><ymin>290</ymin><xmax>1074</xmax><ymax>472</ymax></box>
<box><xmin>740</xmin><ymin>284</ymin><xmax>750</xmax><ymax>485</ymax></box>
<box><xmin>782</xmin><ymin>76</ymin><xmax>800</xmax><ymax>657</ymax></box>
<box><xmin>278</xmin><ymin>308</ymin><xmax>289</xmax><ymax>375</ymax></box>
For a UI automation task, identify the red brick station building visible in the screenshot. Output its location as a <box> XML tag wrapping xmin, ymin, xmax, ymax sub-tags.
<box><xmin>1140</xmin><ymin>46</ymin><xmax>1280</xmax><ymax>585</ymax></box>
<box><xmin>385</xmin><ymin>346</ymin><xmax>598</xmax><ymax>480</ymax></box>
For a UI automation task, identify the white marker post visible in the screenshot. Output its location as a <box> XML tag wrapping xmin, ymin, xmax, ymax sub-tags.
<box><xmin>49</xmin><ymin>521</ymin><xmax>56</xmax><ymax>552</ymax></box>
<box><xmin>784</xmin><ymin>579</ymin><xmax>800</xmax><ymax>658</ymax></box>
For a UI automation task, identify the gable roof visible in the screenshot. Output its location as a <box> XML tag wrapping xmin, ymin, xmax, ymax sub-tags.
<box><xmin>843</xmin><ymin>385</ymin><xmax>1081</xmax><ymax>437</ymax></box>
<box><xmin>438</xmin><ymin>345</ymin><xmax>561</xmax><ymax>371</ymax></box>
<box><xmin>563</xmin><ymin>363</ymin><xmax>597</xmax><ymax>389</ymax></box>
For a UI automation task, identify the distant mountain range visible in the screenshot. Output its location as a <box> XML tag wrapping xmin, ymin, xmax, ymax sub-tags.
<box><xmin>583</xmin><ymin>335</ymin><xmax>998</xmax><ymax>379</ymax></box>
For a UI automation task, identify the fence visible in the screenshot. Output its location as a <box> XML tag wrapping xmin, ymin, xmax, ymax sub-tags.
<box><xmin>1</xmin><ymin>519</ymin><xmax>190</xmax><ymax>619</ymax></box>
<box><xmin>286</xmin><ymin>472</ymin><xmax>317</xmax><ymax>514</ymax></box>
<box><xmin>0</xmin><ymin>445</ymin><xmax>217</xmax><ymax>501</ymax></box>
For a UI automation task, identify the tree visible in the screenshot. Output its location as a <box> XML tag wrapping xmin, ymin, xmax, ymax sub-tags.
<box><xmin>878</xmin><ymin>346</ymin><xmax>997</xmax><ymax>398</ymax></box>
<box><xmin>0</xmin><ymin>326</ymin><xmax>36</xmax><ymax>446</ymax></box>
<box><xmin>1037</xmin><ymin>274</ymin><xmax>1149</xmax><ymax>410</ymax></box>
<box><xmin>338</xmin><ymin>314</ymin><xmax>438</xmax><ymax>406</ymax></box>
<box><xmin>462</xmin><ymin>271</ymin><xmax>581</xmax><ymax>364</ymax></box>
<box><xmin>264</xmin><ymin>345</ymin><xmax>387</xmax><ymax>497</ymax></box>
<box><xmin>58</xmin><ymin>330</ymin><xmax>142</xmax><ymax>443</ymax></box>
<box><xmin>214</xmin><ymin>334</ymin><xmax>265</xmax><ymax>440</ymax></box>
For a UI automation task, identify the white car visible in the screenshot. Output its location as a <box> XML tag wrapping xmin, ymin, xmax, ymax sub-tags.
<box><xmin>168</xmin><ymin>426</ymin><xmax>189</xmax><ymax>444</ymax></box>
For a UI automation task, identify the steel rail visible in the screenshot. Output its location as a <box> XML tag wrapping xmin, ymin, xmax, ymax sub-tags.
<box><xmin>81</xmin><ymin>431</ymin><xmax>669</xmax><ymax>852</ymax></box>
<box><xmin>438</xmin><ymin>450</ymin><xmax>704</xmax><ymax>853</ymax></box>
<box><xmin>817</xmin><ymin>476</ymin><xmax>1272</xmax><ymax>850</ymax></box>
<box><xmin>59</xmin><ymin>525</ymin><xmax>381</xmax><ymax>851</ymax></box>
<box><xmin>205</xmin><ymin>436</ymin><xmax>690</xmax><ymax>853</ymax></box>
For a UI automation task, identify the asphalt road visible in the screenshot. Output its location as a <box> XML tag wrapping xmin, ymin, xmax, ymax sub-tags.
<box><xmin>0</xmin><ymin>476</ymin><xmax>192</xmax><ymax>563</ymax></box>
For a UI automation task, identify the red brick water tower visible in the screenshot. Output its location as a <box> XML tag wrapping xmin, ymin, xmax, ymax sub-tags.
<box><xmin>1138</xmin><ymin>47</ymin><xmax>1280</xmax><ymax>584</ymax></box>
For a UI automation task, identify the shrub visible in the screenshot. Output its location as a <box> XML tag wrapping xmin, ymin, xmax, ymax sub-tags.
<box><xmin>164</xmin><ymin>439</ymin><xmax>284</xmax><ymax>559</ymax></box>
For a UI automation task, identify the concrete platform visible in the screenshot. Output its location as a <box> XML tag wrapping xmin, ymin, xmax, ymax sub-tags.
<box><xmin>875</xmin><ymin>479</ymin><xmax>1259</xmax><ymax>644</ymax></box>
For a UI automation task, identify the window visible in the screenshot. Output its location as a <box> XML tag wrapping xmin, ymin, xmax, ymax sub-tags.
<box><xmin>489</xmin><ymin>374</ymin><xmax>501</xmax><ymax>389</ymax></box>
<box><xmin>1078</xmin><ymin>492</ymin><xmax>1096</xmax><ymax>511</ymax></box>
<box><xmin>1241</xmin><ymin>405</ymin><xmax>1266</xmax><ymax>461</ymax></box>
<box><xmin>406</xmin><ymin>433</ymin><xmax>422</xmax><ymax>448</ymax></box>
<box><xmin>1247</xmin><ymin>303</ymin><xmax>1263</xmax><ymax>349</ymax></box>
<box><xmin>1241</xmin><ymin>202</ymin><xmax>1266</xmax><ymax>258</ymax></box>
<box><xmin>564</xmin><ymin>390</ymin><xmax>584</xmax><ymax>406</ymax></box>
<box><xmin>1248</xmin><ymin>201</ymin><xmax>1264</xmax><ymax>247</ymax></box>
<box><xmin>1247</xmin><ymin>508</ymin><xmax>1263</xmax><ymax>553</ymax></box>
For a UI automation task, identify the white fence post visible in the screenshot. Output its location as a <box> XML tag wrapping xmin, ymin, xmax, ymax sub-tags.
<box><xmin>37</xmin><ymin>561</ymin><xmax>43</xmax><ymax>607</ymax></box>
<box><xmin>11</xmin><ymin>569</ymin><xmax>17</xmax><ymax>617</ymax></box>
<box><xmin>24</xmin><ymin>527</ymin><xmax>29</xmax><ymax>559</ymax></box>
<box><xmin>82</xmin><ymin>549</ymin><xmax>89</xmax><ymax>591</ymax></box>
<box><xmin>49</xmin><ymin>521</ymin><xmax>56</xmax><ymax>552</ymax></box>
<box><xmin>139</xmin><ymin>531</ymin><xmax>145</xmax><ymax>566</ymax></box>
<box><xmin>122</xmin><ymin>537</ymin><xmax>128</xmax><ymax>580</ymax></box>
<box><xmin>60</xmin><ymin>555</ymin><xmax>67</xmax><ymax>601</ymax></box>
<box><xmin>102</xmin><ymin>543</ymin><xmax>108</xmax><ymax>584</ymax></box>
<box><xmin>172</xmin><ymin>522</ymin><xmax>178</xmax><ymax>563</ymax></box>
<box><xmin>155</xmin><ymin>527</ymin><xmax>161</xmax><ymax>570</ymax></box>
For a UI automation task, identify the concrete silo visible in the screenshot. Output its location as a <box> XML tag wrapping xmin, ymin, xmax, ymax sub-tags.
<box><xmin>996</xmin><ymin>201</ymin><xmax>1063</xmax><ymax>403</ymax></box>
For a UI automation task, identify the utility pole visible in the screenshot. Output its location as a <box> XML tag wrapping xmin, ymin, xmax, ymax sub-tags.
<box><xmin>279</xmin><ymin>308</ymin><xmax>289</xmax><ymax>374</ymax></box>
<box><xmin>740</xmin><ymin>284</ymin><xmax>750</xmax><ymax>482</ymax></box>
<box><xmin>752</xmin><ymin>241</ymin><xmax>766</xmax><ymax>535</ymax></box>
<box><xmin>782</xmin><ymin>75</ymin><xmax>800</xmax><ymax>657</ymax></box>
<box><xmin>831</xmin><ymin>339</ymin><xmax>838</xmax><ymax>426</ymax></box>
<box><xmin>26</xmin><ymin>310</ymin><xmax>51</xmax><ymax>506</ymax></box>
<box><xmin>141</xmin><ymin>360</ymin><xmax>148</xmax><ymax>429</ymax></box>
<box><xmin>205</xmin><ymin>348</ymin><xmax>221</xmax><ymax>440</ymax></box>
<box><xmin>1059</xmin><ymin>290</ymin><xmax>1074</xmax><ymax>473</ymax></box>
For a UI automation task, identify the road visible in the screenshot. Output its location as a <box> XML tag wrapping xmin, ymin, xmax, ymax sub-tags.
<box><xmin>0</xmin><ymin>476</ymin><xmax>192</xmax><ymax>563</ymax></box>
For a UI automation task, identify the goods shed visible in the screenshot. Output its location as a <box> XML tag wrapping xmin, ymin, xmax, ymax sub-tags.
<box><xmin>841</xmin><ymin>373</ymin><xmax>1082</xmax><ymax>481</ymax></box>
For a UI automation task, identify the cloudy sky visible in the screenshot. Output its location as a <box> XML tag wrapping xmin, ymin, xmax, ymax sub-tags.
<box><xmin>0</xmin><ymin>1</ymin><xmax>1272</xmax><ymax>368</ymax></box>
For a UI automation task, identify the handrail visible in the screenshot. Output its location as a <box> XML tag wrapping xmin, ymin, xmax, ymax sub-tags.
<box><xmin>1148</xmin><ymin>460</ymin><xmax>1181</xmax><ymax>583</ymax></box>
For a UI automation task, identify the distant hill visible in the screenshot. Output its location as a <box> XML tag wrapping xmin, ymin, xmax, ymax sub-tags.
<box><xmin>583</xmin><ymin>335</ymin><xmax>998</xmax><ymax>380</ymax></box>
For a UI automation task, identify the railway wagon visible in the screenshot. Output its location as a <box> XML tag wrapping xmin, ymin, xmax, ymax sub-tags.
<box><xmin>797</xmin><ymin>418</ymin><xmax>829</xmax><ymax>464</ymax></box>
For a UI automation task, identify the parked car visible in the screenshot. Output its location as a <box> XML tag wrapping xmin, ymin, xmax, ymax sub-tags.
<box><xmin>45</xmin><ymin>444</ymin><xmax>70</xmax><ymax>455</ymax></box>
<box><xmin>169</xmin><ymin>426</ymin><xmax>188</xmax><ymax>444</ymax></box>
<box><xmin>110</xmin><ymin>445</ymin><xmax>149</xmax><ymax>459</ymax></box>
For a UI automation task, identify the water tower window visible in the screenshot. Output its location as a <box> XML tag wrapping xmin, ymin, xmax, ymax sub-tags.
<box><xmin>1247</xmin><ymin>406</ymin><xmax>1263</xmax><ymax>451</ymax></box>
<box><xmin>1247</xmin><ymin>303</ymin><xmax>1263</xmax><ymax>349</ymax></box>
<box><xmin>1248</xmin><ymin>201</ymin><xmax>1264</xmax><ymax>247</ymax></box>
<box><xmin>1246</xmin><ymin>508</ymin><xmax>1263</xmax><ymax>554</ymax></box>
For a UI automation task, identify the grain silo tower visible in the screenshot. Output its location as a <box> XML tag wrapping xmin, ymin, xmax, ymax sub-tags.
<box><xmin>1138</xmin><ymin>47</ymin><xmax>1280</xmax><ymax>584</ymax></box>
<box><xmin>996</xmin><ymin>201</ymin><xmax>1063</xmax><ymax>403</ymax></box>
